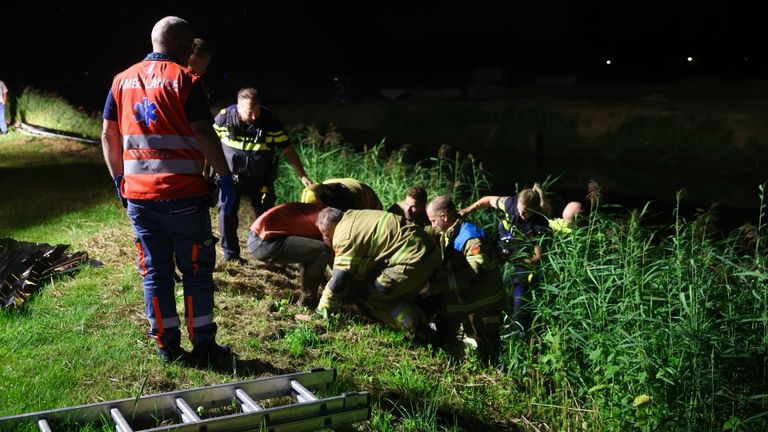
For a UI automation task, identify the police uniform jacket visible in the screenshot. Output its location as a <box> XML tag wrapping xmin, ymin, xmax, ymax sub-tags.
<box><xmin>213</xmin><ymin>105</ymin><xmax>290</xmax><ymax>180</ymax></box>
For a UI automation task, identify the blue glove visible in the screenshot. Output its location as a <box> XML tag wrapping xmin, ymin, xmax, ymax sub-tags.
<box><xmin>218</xmin><ymin>174</ymin><xmax>235</xmax><ymax>215</ymax></box>
<box><xmin>113</xmin><ymin>175</ymin><xmax>127</xmax><ymax>208</ymax></box>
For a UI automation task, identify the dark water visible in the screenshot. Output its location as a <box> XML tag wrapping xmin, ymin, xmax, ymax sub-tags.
<box><xmin>400</xmin><ymin>145</ymin><xmax>764</xmax><ymax>235</ymax></box>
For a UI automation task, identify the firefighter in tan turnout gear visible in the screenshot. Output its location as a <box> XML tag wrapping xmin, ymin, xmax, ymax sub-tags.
<box><xmin>314</xmin><ymin>208</ymin><xmax>442</xmax><ymax>342</ymax></box>
<box><xmin>425</xmin><ymin>196</ymin><xmax>506</xmax><ymax>363</ymax></box>
<box><xmin>300</xmin><ymin>177</ymin><xmax>383</xmax><ymax>211</ymax></box>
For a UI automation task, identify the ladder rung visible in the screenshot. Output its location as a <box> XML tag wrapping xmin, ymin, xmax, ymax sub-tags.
<box><xmin>176</xmin><ymin>398</ymin><xmax>201</xmax><ymax>424</ymax></box>
<box><xmin>235</xmin><ymin>388</ymin><xmax>263</xmax><ymax>413</ymax></box>
<box><xmin>110</xmin><ymin>408</ymin><xmax>133</xmax><ymax>432</ymax></box>
<box><xmin>0</xmin><ymin>368</ymin><xmax>372</xmax><ymax>431</ymax></box>
<box><xmin>290</xmin><ymin>380</ymin><xmax>318</xmax><ymax>403</ymax></box>
<box><xmin>37</xmin><ymin>419</ymin><xmax>52</xmax><ymax>432</ymax></box>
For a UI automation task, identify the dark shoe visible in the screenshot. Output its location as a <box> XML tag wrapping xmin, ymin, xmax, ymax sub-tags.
<box><xmin>412</xmin><ymin>324</ymin><xmax>444</xmax><ymax>351</ymax></box>
<box><xmin>224</xmin><ymin>256</ymin><xmax>247</xmax><ymax>265</ymax></box>
<box><xmin>189</xmin><ymin>339</ymin><xmax>235</xmax><ymax>370</ymax></box>
<box><xmin>157</xmin><ymin>334</ymin><xmax>185</xmax><ymax>363</ymax></box>
<box><xmin>157</xmin><ymin>346</ymin><xmax>187</xmax><ymax>363</ymax></box>
<box><xmin>298</xmin><ymin>292</ymin><xmax>318</xmax><ymax>309</ymax></box>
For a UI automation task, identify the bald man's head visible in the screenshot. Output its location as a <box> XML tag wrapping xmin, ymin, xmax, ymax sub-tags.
<box><xmin>426</xmin><ymin>195</ymin><xmax>458</xmax><ymax>232</ymax></box>
<box><xmin>151</xmin><ymin>16</ymin><xmax>194</xmax><ymax>63</ymax></box>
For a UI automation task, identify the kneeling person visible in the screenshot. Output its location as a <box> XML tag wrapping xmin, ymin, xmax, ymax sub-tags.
<box><xmin>426</xmin><ymin>196</ymin><xmax>506</xmax><ymax>363</ymax></box>
<box><xmin>315</xmin><ymin>208</ymin><xmax>440</xmax><ymax>336</ymax></box>
<box><xmin>301</xmin><ymin>177</ymin><xmax>382</xmax><ymax>211</ymax></box>
<box><xmin>387</xmin><ymin>185</ymin><xmax>429</xmax><ymax>227</ymax></box>
<box><xmin>247</xmin><ymin>202</ymin><xmax>332</xmax><ymax>308</ymax></box>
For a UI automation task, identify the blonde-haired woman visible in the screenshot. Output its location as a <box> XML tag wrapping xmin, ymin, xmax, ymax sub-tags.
<box><xmin>460</xmin><ymin>183</ymin><xmax>551</xmax><ymax>332</ymax></box>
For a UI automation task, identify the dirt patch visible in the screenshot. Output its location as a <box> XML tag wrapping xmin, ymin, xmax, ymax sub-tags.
<box><xmin>80</xmin><ymin>226</ymin><xmax>135</xmax><ymax>267</ymax></box>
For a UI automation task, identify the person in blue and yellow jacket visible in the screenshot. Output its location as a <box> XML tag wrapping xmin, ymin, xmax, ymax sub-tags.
<box><xmin>460</xmin><ymin>183</ymin><xmax>551</xmax><ymax>332</ymax></box>
<box><xmin>213</xmin><ymin>87</ymin><xmax>312</xmax><ymax>262</ymax></box>
<box><xmin>314</xmin><ymin>208</ymin><xmax>442</xmax><ymax>345</ymax></box>
<box><xmin>425</xmin><ymin>196</ymin><xmax>506</xmax><ymax>363</ymax></box>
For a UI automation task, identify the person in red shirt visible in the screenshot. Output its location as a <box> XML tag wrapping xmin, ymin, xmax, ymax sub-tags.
<box><xmin>246</xmin><ymin>203</ymin><xmax>331</xmax><ymax>308</ymax></box>
<box><xmin>102</xmin><ymin>16</ymin><xmax>235</xmax><ymax>369</ymax></box>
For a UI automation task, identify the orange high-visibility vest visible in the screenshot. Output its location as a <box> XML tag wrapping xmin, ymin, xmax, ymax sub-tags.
<box><xmin>110</xmin><ymin>56</ymin><xmax>206</xmax><ymax>200</ymax></box>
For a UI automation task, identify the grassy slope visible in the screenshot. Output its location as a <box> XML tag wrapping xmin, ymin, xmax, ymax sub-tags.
<box><xmin>0</xmin><ymin>133</ymin><xmax>521</xmax><ymax>431</ymax></box>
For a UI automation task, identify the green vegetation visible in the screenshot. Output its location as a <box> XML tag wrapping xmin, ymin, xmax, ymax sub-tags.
<box><xmin>513</xmin><ymin>192</ymin><xmax>768</xmax><ymax>431</ymax></box>
<box><xmin>1</xmin><ymin>106</ymin><xmax>767</xmax><ymax>430</ymax></box>
<box><xmin>14</xmin><ymin>86</ymin><xmax>102</xmax><ymax>139</ymax></box>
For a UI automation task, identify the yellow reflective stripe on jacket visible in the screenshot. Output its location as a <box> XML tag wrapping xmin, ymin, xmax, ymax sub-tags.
<box><xmin>335</xmin><ymin>212</ymin><xmax>393</xmax><ymax>275</ymax></box>
<box><xmin>466</xmin><ymin>253</ymin><xmax>486</xmax><ymax>275</ymax></box>
<box><xmin>213</xmin><ymin>123</ymin><xmax>228</xmax><ymax>137</ymax></box>
<box><xmin>265</xmin><ymin>131</ymin><xmax>289</xmax><ymax>144</ymax></box>
<box><xmin>390</xmin><ymin>233</ymin><xmax>421</xmax><ymax>265</ymax></box>
<box><xmin>333</xmin><ymin>255</ymin><xmax>362</xmax><ymax>269</ymax></box>
<box><xmin>501</xmin><ymin>218</ymin><xmax>513</xmax><ymax>231</ymax></box>
<box><xmin>366</xmin><ymin>212</ymin><xmax>393</xmax><ymax>260</ymax></box>
<box><xmin>225</xmin><ymin>141</ymin><xmax>272</xmax><ymax>151</ymax></box>
<box><xmin>445</xmin><ymin>289</ymin><xmax>505</xmax><ymax>314</ymax></box>
<box><xmin>221</xmin><ymin>137</ymin><xmax>272</xmax><ymax>151</ymax></box>
<box><xmin>213</xmin><ymin>123</ymin><xmax>273</xmax><ymax>151</ymax></box>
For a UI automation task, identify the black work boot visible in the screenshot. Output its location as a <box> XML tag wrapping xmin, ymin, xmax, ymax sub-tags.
<box><xmin>189</xmin><ymin>339</ymin><xmax>235</xmax><ymax>370</ymax></box>
<box><xmin>412</xmin><ymin>323</ymin><xmax>444</xmax><ymax>351</ymax></box>
<box><xmin>298</xmin><ymin>289</ymin><xmax>318</xmax><ymax>309</ymax></box>
<box><xmin>157</xmin><ymin>333</ymin><xmax>186</xmax><ymax>364</ymax></box>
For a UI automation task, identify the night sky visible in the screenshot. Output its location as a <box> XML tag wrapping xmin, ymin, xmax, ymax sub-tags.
<box><xmin>2</xmin><ymin>3</ymin><xmax>764</xmax><ymax>109</ymax></box>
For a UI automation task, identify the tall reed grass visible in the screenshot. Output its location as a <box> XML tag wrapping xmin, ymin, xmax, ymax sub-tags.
<box><xmin>279</xmin><ymin>124</ymin><xmax>492</xmax><ymax>213</ymax></box>
<box><xmin>511</xmin><ymin>188</ymin><xmax>768</xmax><ymax>430</ymax></box>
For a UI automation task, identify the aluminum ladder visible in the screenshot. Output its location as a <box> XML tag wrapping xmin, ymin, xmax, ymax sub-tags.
<box><xmin>0</xmin><ymin>367</ymin><xmax>370</xmax><ymax>431</ymax></box>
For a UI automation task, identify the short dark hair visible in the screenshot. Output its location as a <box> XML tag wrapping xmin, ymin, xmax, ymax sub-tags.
<box><xmin>316</xmin><ymin>207</ymin><xmax>344</xmax><ymax>230</ymax></box>
<box><xmin>406</xmin><ymin>186</ymin><xmax>427</xmax><ymax>202</ymax></box>
<box><xmin>237</xmin><ymin>87</ymin><xmax>260</xmax><ymax>103</ymax></box>
<box><xmin>192</xmin><ymin>38</ymin><xmax>212</xmax><ymax>56</ymax></box>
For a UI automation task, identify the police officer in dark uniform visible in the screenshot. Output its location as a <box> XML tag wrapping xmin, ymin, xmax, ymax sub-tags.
<box><xmin>213</xmin><ymin>87</ymin><xmax>312</xmax><ymax>262</ymax></box>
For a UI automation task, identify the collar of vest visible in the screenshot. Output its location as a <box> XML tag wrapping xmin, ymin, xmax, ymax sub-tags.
<box><xmin>144</xmin><ymin>52</ymin><xmax>182</xmax><ymax>64</ymax></box>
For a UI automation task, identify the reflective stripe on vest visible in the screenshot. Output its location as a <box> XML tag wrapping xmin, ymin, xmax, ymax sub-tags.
<box><xmin>124</xmin><ymin>159</ymin><xmax>203</xmax><ymax>175</ymax></box>
<box><xmin>111</xmin><ymin>58</ymin><xmax>206</xmax><ymax>199</ymax></box>
<box><xmin>123</xmin><ymin>134</ymin><xmax>200</xmax><ymax>150</ymax></box>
